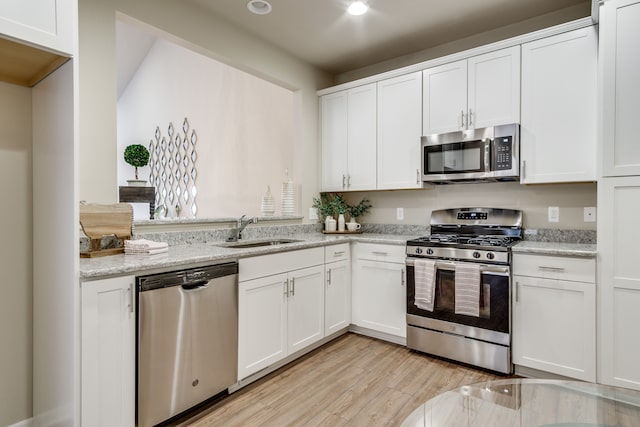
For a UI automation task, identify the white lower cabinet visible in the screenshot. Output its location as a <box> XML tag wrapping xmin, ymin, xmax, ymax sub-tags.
<box><xmin>81</xmin><ymin>275</ymin><xmax>135</xmax><ymax>427</ymax></box>
<box><xmin>352</xmin><ymin>243</ymin><xmax>406</xmax><ymax>339</ymax></box>
<box><xmin>513</xmin><ymin>254</ymin><xmax>596</xmax><ymax>381</ymax></box>
<box><xmin>238</xmin><ymin>248</ymin><xmax>325</xmax><ymax>380</ymax></box>
<box><xmin>325</xmin><ymin>244</ymin><xmax>351</xmax><ymax>335</ymax></box>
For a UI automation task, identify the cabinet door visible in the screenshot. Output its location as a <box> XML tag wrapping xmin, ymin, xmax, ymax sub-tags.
<box><xmin>520</xmin><ymin>27</ymin><xmax>597</xmax><ymax>184</ymax></box>
<box><xmin>353</xmin><ymin>259</ymin><xmax>406</xmax><ymax>338</ymax></box>
<box><xmin>238</xmin><ymin>273</ymin><xmax>288</xmax><ymax>380</ymax></box>
<box><xmin>347</xmin><ymin>83</ymin><xmax>377</xmax><ymax>190</ymax></box>
<box><xmin>467</xmin><ymin>46</ymin><xmax>520</xmax><ymax>129</ymax></box>
<box><xmin>288</xmin><ymin>265</ymin><xmax>325</xmax><ymax>354</ymax></box>
<box><xmin>81</xmin><ymin>276</ymin><xmax>135</xmax><ymax>427</ymax></box>
<box><xmin>0</xmin><ymin>0</ymin><xmax>74</xmax><ymax>54</ymax></box>
<box><xmin>423</xmin><ymin>60</ymin><xmax>467</xmax><ymax>135</ymax></box>
<box><xmin>601</xmin><ymin>0</ymin><xmax>640</xmax><ymax>176</ymax></box>
<box><xmin>513</xmin><ymin>275</ymin><xmax>595</xmax><ymax>381</ymax></box>
<box><xmin>325</xmin><ymin>259</ymin><xmax>351</xmax><ymax>335</ymax></box>
<box><xmin>377</xmin><ymin>72</ymin><xmax>422</xmax><ymax>189</ymax></box>
<box><xmin>598</xmin><ymin>177</ymin><xmax>640</xmax><ymax>390</ymax></box>
<box><xmin>321</xmin><ymin>91</ymin><xmax>348</xmax><ymax>191</ymax></box>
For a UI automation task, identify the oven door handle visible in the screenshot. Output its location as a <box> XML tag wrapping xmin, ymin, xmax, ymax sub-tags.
<box><xmin>405</xmin><ymin>258</ymin><xmax>510</xmax><ymax>275</ymax></box>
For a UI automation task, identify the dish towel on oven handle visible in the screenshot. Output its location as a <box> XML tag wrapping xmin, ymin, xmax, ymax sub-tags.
<box><xmin>455</xmin><ymin>263</ymin><xmax>481</xmax><ymax>317</ymax></box>
<box><xmin>414</xmin><ymin>259</ymin><xmax>436</xmax><ymax>311</ymax></box>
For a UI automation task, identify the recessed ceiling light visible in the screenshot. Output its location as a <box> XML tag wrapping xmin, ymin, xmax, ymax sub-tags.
<box><xmin>347</xmin><ymin>1</ymin><xmax>368</xmax><ymax>16</ymax></box>
<box><xmin>247</xmin><ymin>0</ymin><xmax>272</xmax><ymax>15</ymax></box>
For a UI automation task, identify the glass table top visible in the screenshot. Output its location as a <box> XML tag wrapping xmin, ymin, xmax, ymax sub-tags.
<box><xmin>401</xmin><ymin>379</ymin><xmax>640</xmax><ymax>427</ymax></box>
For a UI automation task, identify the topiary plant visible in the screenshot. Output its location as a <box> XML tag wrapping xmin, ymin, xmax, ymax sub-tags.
<box><xmin>124</xmin><ymin>144</ymin><xmax>150</xmax><ymax>180</ymax></box>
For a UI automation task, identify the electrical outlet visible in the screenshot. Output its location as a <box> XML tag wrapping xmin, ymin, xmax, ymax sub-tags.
<box><xmin>584</xmin><ymin>207</ymin><xmax>596</xmax><ymax>222</ymax></box>
<box><xmin>309</xmin><ymin>207</ymin><xmax>318</xmax><ymax>220</ymax></box>
<box><xmin>397</xmin><ymin>207</ymin><xmax>404</xmax><ymax>221</ymax></box>
<box><xmin>548</xmin><ymin>206</ymin><xmax>560</xmax><ymax>223</ymax></box>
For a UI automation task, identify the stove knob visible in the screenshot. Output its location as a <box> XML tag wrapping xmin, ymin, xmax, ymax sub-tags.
<box><xmin>426</xmin><ymin>248</ymin><xmax>434</xmax><ymax>255</ymax></box>
<box><xmin>486</xmin><ymin>252</ymin><xmax>495</xmax><ymax>260</ymax></box>
<box><xmin>473</xmin><ymin>251</ymin><xmax>481</xmax><ymax>259</ymax></box>
<box><xmin>415</xmin><ymin>248</ymin><xmax>423</xmax><ymax>254</ymax></box>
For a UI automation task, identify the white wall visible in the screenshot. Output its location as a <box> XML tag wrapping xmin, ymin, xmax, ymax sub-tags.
<box><xmin>344</xmin><ymin>182</ymin><xmax>597</xmax><ymax>230</ymax></box>
<box><xmin>79</xmin><ymin>0</ymin><xmax>333</xmax><ymax>221</ymax></box>
<box><xmin>0</xmin><ymin>82</ymin><xmax>32</xmax><ymax>426</ymax></box>
<box><xmin>117</xmin><ymin>37</ymin><xmax>295</xmax><ymax>219</ymax></box>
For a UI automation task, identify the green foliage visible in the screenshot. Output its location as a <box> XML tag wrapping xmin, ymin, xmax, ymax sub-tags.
<box><xmin>124</xmin><ymin>144</ymin><xmax>150</xmax><ymax>180</ymax></box>
<box><xmin>312</xmin><ymin>193</ymin><xmax>372</xmax><ymax>222</ymax></box>
<box><xmin>347</xmin><ymin>197</ymin><xmax>372</xmax><ymax>220</ymax></box>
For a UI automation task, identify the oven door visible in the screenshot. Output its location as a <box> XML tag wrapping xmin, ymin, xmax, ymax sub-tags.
<box><xmin>406</xmin><ymin>258</ymin><xmax>510</xmax><ymax>335</ymax></box>
<box><xmin>422</xmin><ymin>138</ymin><xmax>491</xmax><ymax>182</ymax></box>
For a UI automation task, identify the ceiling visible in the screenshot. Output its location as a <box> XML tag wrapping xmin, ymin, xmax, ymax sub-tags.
<box><xmin>186</xmin><ymin>0</ymin><xmax>591</xmax><ymax>75</ymax></box>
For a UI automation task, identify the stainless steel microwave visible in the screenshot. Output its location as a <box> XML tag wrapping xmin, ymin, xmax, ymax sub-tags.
<box><xmin>421</xmin><ymin>123</ymin><xmax>520</xmax><ymax>183</ymax></box>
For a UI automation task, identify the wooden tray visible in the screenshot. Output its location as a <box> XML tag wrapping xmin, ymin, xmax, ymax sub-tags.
<box><xmin>80</xmin><ymin>203</ymin><xmax>133</xmax><ymax>257</ymax></box>
<box><xmin>322</xmin><ymin>230</ymin><xmax>363</xmax><ymax>234</ymax></box>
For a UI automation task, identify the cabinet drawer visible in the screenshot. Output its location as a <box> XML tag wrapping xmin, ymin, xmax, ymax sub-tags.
<box><xmin>355</xmin><ymin>243</ymin><xmax>405</xmax><ymax>264</ymax></box>
<box><xmin>513</xmin><ymin>253</ymin><xmax>595</xmax><ymax>283</ymax></box>
<box><xmin>239</xmin><ymin>247</ymin><xmax>324</xmax><ymax>281</ymax></box>
<box><xmin>325</xmin><ymin>243</ymin><xmax>350</xmax><ymax>263</ymax></box>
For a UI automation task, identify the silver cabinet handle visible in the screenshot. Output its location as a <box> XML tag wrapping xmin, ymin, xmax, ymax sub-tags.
<box><xmin>372</xmin><ymin>251</ymin><xmax>388</xmax><ymax>256</ymax></box>
<box><xmin>333</xmin><ymin>251</ymin><xmax>345</xmax><ymax>257</ymax></box>
<box><xmin>401</xmin><ymin>269</ymin><xmax>405</xmax><ymax>286</ymax></box>
<box><xmin>284</xmin><ymin>279</ymin><xmax>289</xmax><ymax>297</ymax></box>
<box><xmin>538</xmin><ymin>266</ymin><xmax>566</xmax><ymax>273</ymax></box>
<box><xmin>327</xmin><ymin>269</ymin><xmax>332</xmax><ymax>285</ymax></box>
<box><xmin>416</xmin><ymin>169</ymin><xmax>420</xmax><ymax>184</ymax></box>
<box><xmin>468</xmin><ymin>108</ymin><xmax>473</xmax><ymax>127</ymax></box>
<box><xmin>290</xmin><ymin>277</ymin><xmax>295</xmax><ymax>296</ymax></box>
<box><xmin>347</xmin><ymin>174</ymin><xmax>352</xmax><ymax>187</ymax></box>
<box><xmin>522</xmin><ymin>160</ymin><xmax>526</xmax><ymax>180</ymax></box>
<box><xmin>515</xmin><ymin>281</ymin><xmax>519</xmax><ymax>303</ymax></box>
<box><xmin>342</xmin><ymin>174</ymin><xmax>346</xmax><ymax>189</ymax></box>
<box><xmin>460</xmin><ymin>110</ymin><xmax>465</xmax><ymax>128</ymax></box>
<box><xmin>127</xmin><ymin>282</ymin><xmax>134</xmax><ymax>314</ymax></box>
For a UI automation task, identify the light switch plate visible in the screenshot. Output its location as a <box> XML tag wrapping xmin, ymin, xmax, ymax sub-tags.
<box><xmin>584</xmin><ymin>207</ymin><xmax>596</xmax><ymax>222</ymax></box>
<box><xmin>309</xmin><ymin>207</ymin><xmax>318</xmax><ymax>220</ymax></box>
<box><xmin>548</xmin><ymin>206</ymin><xmax>560</xmax><ymax>223</ymax></box>
<box><xmin>397</xmin><ymin>207</ymin><xmax>404</xmax><ymax>221</ymax></box>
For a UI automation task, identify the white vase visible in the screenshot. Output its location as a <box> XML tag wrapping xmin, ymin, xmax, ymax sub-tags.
<box><xmin>325</xmin><ymin>216</ymin><xmax>336</xmax><ymax>232</ymax></box>
<box><xmin>338</xmin><ymin>214</ymin><xmax>345</xmax><ymax>232</ymax></box>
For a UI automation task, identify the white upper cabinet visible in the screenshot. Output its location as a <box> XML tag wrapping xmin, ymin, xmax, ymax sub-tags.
<box><xmin>520</xmin><ymin>27</ymin><xmax>597</xmax><ymax>184</ymax></box>
<box><xmin>377</xmin><ymin>71</ymin><xmax>423</xmax><ymax>189</ymax></box>
<box><xmin>601</xmin><ymin>0</ymin><xmax>640</xmax><ymax>176</ymax></box>
<box><xmin>423</xmin><ymin>46</ymin><xmax>520</xmax><ymax>135</ymax></box>
<box><xmin>320</xmin><ymin>84</ymin><xmax>377</xmax><ymax>191</ymax></box>
<box><xmin>0</xmin><ymin>0</ymin><xmax>74</xmax><ymax>55</ymax></box>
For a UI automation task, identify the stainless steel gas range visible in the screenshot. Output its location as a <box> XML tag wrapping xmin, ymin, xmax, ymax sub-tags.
<box><xmin>405</xmin><ymin>207</ymin><xmax>523</xmax><ymax>374</ymax></box>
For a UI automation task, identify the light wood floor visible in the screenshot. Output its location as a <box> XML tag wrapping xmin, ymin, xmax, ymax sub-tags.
<box><xmin>174</xmin><ymin>333</ymin><xmax>503</xmax><ymax>427</ymax></box>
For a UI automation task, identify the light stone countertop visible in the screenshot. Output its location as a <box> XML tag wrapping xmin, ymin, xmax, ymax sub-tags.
<box><xmin>513</xmin><ymin>241</ymin><xmax>597</xmax><ymax>257</ymax></box>
<box><xmin>80</xmin><ymin>233</ymin><xmax>415</xmax><ymax>280</ymax></box>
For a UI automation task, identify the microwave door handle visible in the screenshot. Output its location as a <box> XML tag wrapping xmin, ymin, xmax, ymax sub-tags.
<box><xmin>484</xmin><ymin>139</ymin><xmax>491</xmax><ymax>172</ymax></box>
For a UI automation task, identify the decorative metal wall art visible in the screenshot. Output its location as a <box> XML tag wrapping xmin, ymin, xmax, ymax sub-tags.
<box><xmin>148</xmin><ymin>118</ymin><xmax>198</xmax><ymax>218</ymax></box>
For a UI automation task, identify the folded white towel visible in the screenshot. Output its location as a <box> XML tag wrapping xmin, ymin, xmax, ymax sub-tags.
<box><xmin>124</xmin><ymin>238</ymin><xmax>168</xmax><ymax>255</ymax></box>
<box><xmin>455</xmin><ymin>263</ymin><xmax>481</xmax><ymax>317</ymax></box>
<box><xmin>414</xmin><ymin>259</ymin><xmax>436</xmax><ymax>311</ymax></box>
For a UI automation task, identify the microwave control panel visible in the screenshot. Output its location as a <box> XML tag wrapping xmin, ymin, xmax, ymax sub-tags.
<box><xmin>493</xmin><ymin>136</ymin><xmax>513</xmax><ymax>170</ymax></box>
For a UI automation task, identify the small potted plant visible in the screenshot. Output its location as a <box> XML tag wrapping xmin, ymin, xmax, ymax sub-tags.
<box><xmin>124</xmin><ymin>144</ymin><xmax>150</xmax><ymax>186</ymax></box>
<box><xmin>347</xmin><ymin>197</ymin><xmax>372</xmax><ymax>223</ymax></box>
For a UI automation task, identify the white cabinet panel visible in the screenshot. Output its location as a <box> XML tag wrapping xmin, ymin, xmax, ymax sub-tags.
<box><xmin>599</xmin><ymin>177</ymin><xmax>640</xmax><ymax>390</ymax></box>
<box><xmin>0</xmin><ymin>0</ymin><xmax>74</xmax><ymax>54</ymax></box>
<box><xmin>238</xmin><ymin>273</ymin><xmax>288</xmax><ymax>380</ymax></box>
<box><xmin>377</xmin><ymin>71</ymin><xmax>422</xmax><ymax>189</ymax></box>
<box><xmin>520</xmin><ymin>27</ymin><xmax>597</xmax><ymax>183</ymax></box>
<box><xmin>320</xmin><ymin>84</ymin><xmax>376</xmax><ymax>191</ymax></box>
<box><xmin>288</xmin><ymin>265</ymin><xmax>325</xmax><ymax>353</ymax></box>
<box><xmin>81</xmin><ymin>276</ymin><xmax>135</xmax><ymax>427</ymax></box>
<box><xmin>513</xmin><ymin>275</ymin><xmax>596</xmax><ymax>381</ymax></box>
<box><xmin>467</xmin><ymin>46</ymin><xmax>520</xmax><ymax>129</ymax></box>
<box><xmin>423</xmin><ymin>60</ymin><xmax>467</xmax><ymax>135</ymax></box>
<box><xmin>601</xmin><ymin>0</ymin><xmax>640</xmax><ymax>176</ymax></box>
<box><xmin>325</xmin><ymin>258</ymin><xmax>350</xmax><ymax>335</ymax></box>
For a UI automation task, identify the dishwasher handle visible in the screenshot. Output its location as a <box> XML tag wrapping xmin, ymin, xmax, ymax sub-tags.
<box><xmin>181</xmin><ymin>280</ymin><xmax>209</xmax><ymax>291</ymax></box>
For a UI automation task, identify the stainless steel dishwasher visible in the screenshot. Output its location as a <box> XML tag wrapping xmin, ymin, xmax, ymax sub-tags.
<box><xmin>136</xmin><ymin>261</ymin><xmax>238</xmax><ymax>427</ymax></box>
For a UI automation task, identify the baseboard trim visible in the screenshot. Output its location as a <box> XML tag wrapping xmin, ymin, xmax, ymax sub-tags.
<box><xmin>8</xmin><ymin>418</ymin><xmax>33</xmax><ymax>427</ymax></box>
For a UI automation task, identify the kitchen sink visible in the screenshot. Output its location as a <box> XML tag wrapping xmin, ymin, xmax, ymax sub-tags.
<box><xmin>213</xmin><ymin>238</ymin><xmax>302</xmax><ymax>249</ymax></box>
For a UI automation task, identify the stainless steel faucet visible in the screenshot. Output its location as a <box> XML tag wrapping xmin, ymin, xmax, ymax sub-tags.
<box><xmin>228</xmin><ymin>215</ymin><xmax>257</xmax><ymax>241</ymax></box>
